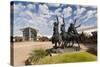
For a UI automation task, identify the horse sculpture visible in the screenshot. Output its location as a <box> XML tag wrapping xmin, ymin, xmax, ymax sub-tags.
<box><xmin>52</xmin><ymin>15</ymin><xmax>61</xmax><ymax>49</ymax></box>
<box><xmin>52</xmin><ymin>15</ymin><xmax>81</xmax><ymax>49</ymax></box>
<box><xmin>60</xmin><ymin>17</ymin><xmax>81</xmax><ymax>49</ymax></box>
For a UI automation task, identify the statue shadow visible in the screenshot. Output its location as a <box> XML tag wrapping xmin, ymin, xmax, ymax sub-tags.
<box><xmin>46</xmin><ymin>46</ymin><xmax>81</xmax><ymax>55</ymax></box>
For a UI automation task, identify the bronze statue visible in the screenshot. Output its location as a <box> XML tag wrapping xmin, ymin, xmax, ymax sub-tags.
<box><xmin>52</xmin><ymin>15</ymin><xmax>81</xmax><ymax>49</ymax></box>
<box><xmin>53</xmin><ymin>22</ymin><xmax>59</xmax><ymax>35</ymax></box>
<box><xmin>60</xmin><ymin>18</ymin><xmax>81</xmax><ymax>48</ymax></box>
<box><xmin>60</xmin><ymin>17</ymin><xmax>66</xmax><ymax>35</ymax></box>
<box><xmin>52</xmin><ymin>15</ymin><xmax>61</xmax><ymax>49</ymax></box>
<box><xmin>68</xmin><ymin>19</ymin><xmax>81</xmax><ymax>37</ymax></box>
<box><xmin>67</xmin><ymin>18</ymin><xmax>81</xmax><ymax>48</ymax></box>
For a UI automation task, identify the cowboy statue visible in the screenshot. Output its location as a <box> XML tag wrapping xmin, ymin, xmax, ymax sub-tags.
<box><xmin>60</xmin><ymin>22</ymin><xmax>65</xmax><ymax>35</ymax></box>
<box><xmin>52</xmin><ymin>15</ymin><xmax>61</xmax><ymax>48</ymax></box>
<box><xmin>68</xmin><ymin>19</ymin><xmax>81</xmax><ymax>37</ymax></box>
<box><xmin>60</xmin><ymin>16</ymin><xmax>66</xmax><ymax>40</ymax></box>
<box><xmin>53</xmin><ymin>22</ymin><xmax>59</xmax><ymax>35</ymax></box>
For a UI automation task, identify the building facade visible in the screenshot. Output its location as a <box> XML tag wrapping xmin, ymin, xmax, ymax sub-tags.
<box><xmin>21</xmin><ymin>27</ymin><xmax>37</xmax><ymax>41</ymax></box>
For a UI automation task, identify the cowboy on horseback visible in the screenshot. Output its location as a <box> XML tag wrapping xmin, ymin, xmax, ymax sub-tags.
<box><xmin>61</xmin><ymin>23</ymin><xmax>65</xmax><ymax>34</ymax></box>
<box><xmin>67</xmin><ymin>19</ymin><xmax>81</xmax><ymax>48</ymax></box>
<box><xmin>52</xmin><ymin>15</ymin><xmax>61</xmax><ymax>48</ymax></box>
<box><xmin>52</xmin><ymin>22</ymin><xmax>59</xmax><ymax>44</ymax></box>
<box><xmin>53</xmin><ymin>22</ymin><xmax>59</xmax><ymax>35</ymax></box>
<box><xmin>68</xmin><ymin>19</ymin><xmax>81</xmax><ymax>37</ymax></box>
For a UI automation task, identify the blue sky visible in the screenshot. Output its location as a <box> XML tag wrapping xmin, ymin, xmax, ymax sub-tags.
<box><xmin>11</xmin><ymin>1</ymin><xmax>97</xmax><ymax>36</ymax></box>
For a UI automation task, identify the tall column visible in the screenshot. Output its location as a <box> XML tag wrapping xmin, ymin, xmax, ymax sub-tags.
<box><xmin>29</xmin><ymin>28</ymin><xmax>31</xmax><ymax>41</ymax></box>
<box><xmin>23</xmin><ymin>31</ymin><xmax>25</xmax><ymax>41</ymax></box>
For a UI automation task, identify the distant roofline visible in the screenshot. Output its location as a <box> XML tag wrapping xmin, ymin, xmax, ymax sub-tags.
<box><xmin>20</xmin><ymin>26</ymin><xmax>38</xmax><ymax>32</ymax></box>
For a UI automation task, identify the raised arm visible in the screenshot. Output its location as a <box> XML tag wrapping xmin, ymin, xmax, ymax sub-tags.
<box><xmin>56</xmin><ymin>15</ymin><xmax>59</xmax><ymax>24</ymax></box>
<box><xmin>62</xmin><ymin>16</ymin><xmax>65</xmax><ymax>25</ymax></box>
<box><xmin>75</xmin><ymin>24</ymin><xmax>81</xmax><ymax>28</ymax></box>
<box><xmin>74</xmin><ymin>18</ymin><xmax>77</xmax><ymax>26</ymax></box>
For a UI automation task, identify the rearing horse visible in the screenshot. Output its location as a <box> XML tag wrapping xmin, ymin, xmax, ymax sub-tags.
<box><xmin>60</xmin><ymin>16</ymin><xmax>71</xmax><ymax>48</ymax></box>
<box><xmin>52</xmin><ymin>15</ymin><xmax>61</xmax><ymax>49</ymax></box>
<box><xmin>61</xmin><ymin>17</ymin><xmax>81</xmax><ymax>48</ymax></box>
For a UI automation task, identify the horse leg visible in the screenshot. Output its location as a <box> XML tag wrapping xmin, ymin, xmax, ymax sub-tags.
<box><xmin>63</xmin><ymin>41</ymin><xmax>66</xmax><ymax>48</ymax></box>
<box><xmin>68</xmin><ymin>41</ymin><xmax>71</xmax><ymax>47</ymax></box>
<box><xmin>77</xmin><ymin>40</ymin><xmax>80</xmax><ymax>48</ymax></box>
<box><xmin>58</xmin><ymin>41</ymin><xmax>61</xmax><ymax>48</ymax></box>
<box><xmin>54</xmin><ymin>42</ymin><xmax>57</xmax><ymax>49</ymax></box>
<box><xmin>61</xmin><ymin>41</ymin><xmax>64</xmax><ymax>49</ymax></box>
<box><xmin>71</xmin><ymin>40</ymin><xmax>74</xmax><ymax>47</ymax></box>
<box><xmin>64</xmin><ymin>40</ymin><xmax>68</xmax><ymax>48</ymax></box>
<box><xmin>76</xmin><ymin>40</ymin><xmax>80</xmax><ymax>51</ymax></box>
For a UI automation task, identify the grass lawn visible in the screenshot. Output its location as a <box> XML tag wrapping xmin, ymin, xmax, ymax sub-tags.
<box><xmin>37</xmin><ymin>52</ymin><xmax>97</xmax><ymax>64</ymax></box>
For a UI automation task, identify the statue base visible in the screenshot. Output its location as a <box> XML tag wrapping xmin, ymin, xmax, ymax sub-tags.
<box><xmin>46</xmin><ymin>46</ymin><xmax>81</xmax><ymax>54</ymax></box>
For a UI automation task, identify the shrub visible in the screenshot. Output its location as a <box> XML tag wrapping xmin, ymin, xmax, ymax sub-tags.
<box><xmin>25</xmin><ymin>57</ymin><xmax>32</xmax><ymax>65</ymax></box>
<box><xmin>25</xmin><ymin>49</ymin><xmax>48</xmax><ymax>65</ymax></box>
<box><xmin>87</xmin><ymin>47</ymin><xmax>97</xmax><ymax>56</ymax></box>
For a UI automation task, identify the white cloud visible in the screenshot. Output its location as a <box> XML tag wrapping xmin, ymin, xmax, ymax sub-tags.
<box><xmin>82</xmin><ymin>10</ymin><xmax>97</xmax><ymax>22</ymax></box>
<box><xmin>68</xmin><ymin>19</ymin><xmax>74</xmax><ymax>23</ymax></box>
<box><xmin>47</xmin><ymin>3</ymin><xmax>61</xmax><ymax>7</ymax></box>
<box><xmin>77</xmin><ymin>25</ymin><xmax>97</xmax><ymax>32</ymax></box>
<box><xmin>14</xmin><ymin>3</ymin><xmax>26</xmax><ymax>14</ymax></box>
<box><xmin>74</xmin><ymin>6</ymin><xmax>86</xmax><ymax>19</ymax></box>
<box><xmin>13</xmin><ymin>3</ymin><xmax>52</xmax><ymax>36</ymax></box>
<box><xmin>19</xmin><ymin>10</ymin><xmax>48</xmax><ymax>26</ymax></box>
<box><xmin>40</xmin><ymin>14</ymin><xmax>51</xmax><ymax>18</ymax></box>
<box><xmin>87</xmin><ymin>10</ymin><xmax>97</xmax><ymax>18</ymax></box>
<box><xmin>74</xmin><ymin>6</ymin><xmax>97</xmax><ymax>26</ymax></box>
<box><xmin>27</xmin><ymin>3</ymin><xmax>36</xmax><ymax>10</ymax></box>
<box><xmin>49</xmin><ymin>20</ymin><xmax>54</xmax><ymax>26</ymax></box>
<box><xmin>54</xmin><ymin>8</ymin><xmax>62</xmax><ymax>16</ymax></box>
<box><xmin>39</xmin><ymin>4</ymin><xmax>49</xmax><ymax>14</ymax></box>
<box><xmin>62</xmin><ymin>6</ymin><xmax>72</xmax><ymax>18</ymax></box>
<box><xmin>38</xmin><ymin>3</ymin><xmax>57</xmax><ymax>18</ymax></box>
<box><xmin>77</xmin><ymin>7</ymin><xmax>86</xmax><ymax>15</ymax></box>
<box><xmin>83</xmin><ymin>5</ymin><xmax>97</xmax><ymax>9</ymax></box>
